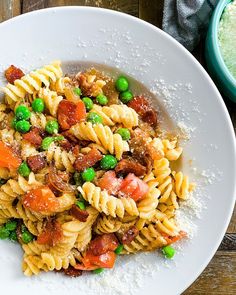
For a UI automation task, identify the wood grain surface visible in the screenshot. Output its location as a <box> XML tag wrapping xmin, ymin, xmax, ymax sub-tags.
<box><xmin>0</xmin><ymin>0</ymin><xmax>235</xmax><ymax>294</ymax></box>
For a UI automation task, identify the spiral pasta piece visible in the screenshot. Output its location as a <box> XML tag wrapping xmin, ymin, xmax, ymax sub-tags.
<box><xmin>0</xmin><ymin>174</ymin><xmax>40</xmax><ymax>209</ymax></box>
<box><xmin>138</xmin><ymin>172</ymin><xmax>159</xmax><ymax>219</ymax></box>
<box><xmin>153</xmin><ymin>158</ymin><xmax>173</xmax><ymax>204</ymax></box>
<box><xmin>79</xmin><ymin>182</ymin><xmax>139</xmax><ymax>218</ymax></box>
<box><xmin>30</xmin><ymin>112</ymin><xmax>48</xmax><ymax>129</ymax></box>
<box><xmin>94</xmin><ymin>214</ymin><xmax>122</xmax><ymax>234</ymax></box>
<box><xmin>0</xmin><ymin>128</ymin><xmax>22</xmax><ymax>145</ymax></box>
<box><xmin>91</xmin><ymin>104</ymin><xmax>139</xmax><ymax>128</ymax></box>
<box><xmin>50</xmin><ymin>77</ymin><xmax>71</xmax><ymax>95</ymax></box>
<box><xmin>122</xmin><ymin>223</ymin><xmax>168</xmax><ymax>254</ymax></box>
<box><xmin>21</xmin><ymin>139</ymin><xmax>39</xmax><ymax>160</ymax></box>
<box><xmin>37</xmin><ymin>88</ymin><xmax>63</xmax><ymax>117</ymax></box>
<box><xmin>46</xmin><ymin>143</ymin><xmax>75</xmax><ymax>172</ymax></box>
<box><xmin>172</xmin><ymin>171</ymin><xmax>194</xmax><ymax>200</ymax></box>
<box><xmin>70</xmin><ymin>122</ymin><xmax>129</xmax><ymax>159</ymax></box>
<box><xmin>1</xmin><ymin>61</ymin><xmax>62</xmax><ymax>108</ymax></box>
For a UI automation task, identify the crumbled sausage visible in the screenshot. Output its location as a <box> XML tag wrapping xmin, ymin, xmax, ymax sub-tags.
<box><xmin>70</xmin><ymin>204</ymin><xmax>89</xmax><ymax>222</ymax></box>
<box><xmin>115</xmin><ymin>158</ymin><xmax>146</xmax><ymax>177</ymax></box>
<box><xmin>27</xmin><ymin>155</ymin><xmax>46</xmax><ymax>173</ymax></box>
<box><xmin>5</xmin><ymin>65</ymin><xmax>24</xmax><ymax>84</ymax></box>
<box><xmin>23</xmin><ymin>127</ymin><xmax>42</xmax><ymax>148</ymax></box>
<box><xmin>74</xmin><ymin>148</ymin><xmax>102</xmax><ymax>172</ymax></box>
<box><xmin>63</xmin><ymin>267</ymin><xmax>82</xmax><ymax>277</ymax></box>
<box><xmin>121</xmin><ymin>226</ymin><xmax>139</xmax><ymax>245</ymax></box>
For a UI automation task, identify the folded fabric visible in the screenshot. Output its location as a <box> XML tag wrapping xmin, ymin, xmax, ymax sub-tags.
<box><xmin>162</xmin><ymin>0</ymin><xmax>218</xmax><ymax>51</ymax></box>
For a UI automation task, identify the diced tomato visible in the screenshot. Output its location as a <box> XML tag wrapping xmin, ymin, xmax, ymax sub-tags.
<box><xmin>128</xmin><ymin>96</ymin><xmax>150</xmax><ymax>116</ymax></box>
<box><xmin>58</xmin><ymin>100</ymin><xmax>86</xmax><ymax>130</ymax></box>
<box><xmin>119</xmin><ymin>173</ymin><xmax>149</xmax><ymax>201</ymax></box>
<box><xmin>22</xmin><ymin>186</ymin><xmax>59</xmax><ymax>214</ymax></box>
<box><xmin>0</xmin><ymin>140</ymin><xmax>22</xmax><ymax>169</ymax></box>
<box><xmin>75</xmin><ymin>251</ymin><xmax>116</xmax><ymax>270</ymax></box>
<box><xmin>128</xmin><ymin>96</ymin><xmax>157</xmax><ymax>126</ymax></box>
<box><xmin>37</xmin><ymin>219</ymin><xmax>63</xmax><ymax>246</ymax></box>
<box><xmin>97</xmin><ymin>171</ymin><xmax>122</xmax><ymax>195</ymax></box>
<box><xmin>88</xmin><ymin>234</ymin><xmax>119</xmax><ymax>256</ymax></box>
<box><xmin>5</xmin><ymin>65</ymin><xmax>24</xmax><ymax>84</ymax></box>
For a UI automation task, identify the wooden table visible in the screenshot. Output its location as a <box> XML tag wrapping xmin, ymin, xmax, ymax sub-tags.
<box><xmin>0</xmin><ymin>0</ymin><xmax>235</xmax><ymax>293</ymax></box>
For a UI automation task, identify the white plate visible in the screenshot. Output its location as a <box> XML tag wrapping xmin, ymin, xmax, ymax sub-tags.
<box><xmin>0</xmin><ymin>7</ymin><xmax>235</xmax><ymax>295</ymax></box>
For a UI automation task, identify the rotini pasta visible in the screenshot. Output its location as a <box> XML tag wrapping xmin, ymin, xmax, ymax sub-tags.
<box><xmin>70</xmin><ymin>122</ymin><xmax>129</xmax><ymax>159</ymax></box>
<box><xmin>91</xmin><ymin>104</ymin><xmax>139</xmax><ymax>128</ymax></box>
<box><xmin>79</xmin><ymin>182</ymin><xmax>139</xmax><ymax>218</ymax></box>
<box><xmin>0</xmin><ymin>62</ymin><xmax>195</xmax><ymax>278</ymax></box>
<box><xmin>1</xmin><ymin>61</ymin><xmax>62</xmax><ymax>108</ymax></box>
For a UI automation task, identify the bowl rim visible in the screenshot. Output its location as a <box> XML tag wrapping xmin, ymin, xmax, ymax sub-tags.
<box><xmin>0</xmin><ymin>6</ymin><xmax>236</xmax><ymax>295</ymax></box>
<box><xmin>211</xmin><ymin>0</ymin><xmax>236</xmax><ymax>87</ymax></box>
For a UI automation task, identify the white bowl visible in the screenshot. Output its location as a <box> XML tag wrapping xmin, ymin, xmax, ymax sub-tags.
<box><xmin>0</xmin><ymin>7</ymin><xmax>235</xmax><ymax>295</ymax></box>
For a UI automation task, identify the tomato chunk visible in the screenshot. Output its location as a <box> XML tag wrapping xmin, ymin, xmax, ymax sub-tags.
<box><xmin>119</xmin><ymin>173</ymin><xmax>149</xmax><ymax>201</ymax></box>
<box><xmin>97</xmin><ymin>171</ymin><xmax>122</xmax><ymax>195</ymax></box>
<box><xmin>22</xmin><ymin>186</ymin><xmax>59</xmax><ymax>214</ymax></box>
<box><xmin>0</xmin><ymin>140</ymin><xmax>22</xmax><ymax>169</ymax></box>
<box><xmin>5</xmin><ymin>65</ymin><xmax>24</xmax><ymax>84</ymax></box>
<box><xmin>75</xmin><ymin>251</ymin><xmax>116</xmax><ymax>270</ymax></box>
<box><xmin>37</xmin><ymin>219</ymin><xmax>63</xmax><ymax>246</ymax></box>
<box><xmin>58</xmin><ymin>100</ymin><xmax>86</xmax><ymax>130</ymax></box>
<box><xmin>88</xmin><ymin>233</ymin><xmax>119</xmax><ymax>256</ymax></box>
<box><xmin>164</xmin><ymin>231</ymin><xmax>187</xmax><ymax>245</ymax></box>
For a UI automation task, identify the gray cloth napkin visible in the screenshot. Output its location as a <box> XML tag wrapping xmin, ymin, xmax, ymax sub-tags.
<box><xmin>162</xmin><ymin>0</ymin><xmax>218</xmax><ymax>51</ymax></box>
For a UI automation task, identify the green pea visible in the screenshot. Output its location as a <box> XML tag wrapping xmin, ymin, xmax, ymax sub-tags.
<box><xmin>81</xmin><ymin>167</ymin><xmax>95</xmax><ymax>182</ymax></box>
<box><xmin>93</xmin><ymin>268</ymin><xmax>104</xmax><ymax>274</ymax></box>
<box><xmin>96</xmin><ymin>94</ymin><xmax>108</xmax><ymax>105</ymax></box>
<box><xmin>114</xmin><ymin>244</ymin><xmax>124</xmax><ymax>255</ymax></box>
<box><xmin>73</xmin><ymin>172</ymin><xmax>83</xmax><ymax>186</ymax></box>
<box><xmin>0</xmin><ymin>226</ymin><xmax>10</xmax><ymax>239</ymax></box>
<box><xmin>32</xmin><ymin>98</ymin><xmax>45</xmax><ymax>113</ymax></box>
<box><xmin>45</xmin><ymin>120</ymin><xmax>59</xmax><ymax>134</ymax></box>
<box><xmin>100</xmin><ymin>155</ymin><xmax>117</xmax><ymax>170</ymax></box>
<box><xmin>82</xmin><ymin>97</ymin><xmax>93</xmax><ymax>111</ymax></box>
<box><xmin>15</xmin><ymin>120</ymin><xmax>31</xmax><ymax>133</ymax></box>
<box><xmin>74</xmin><ymin>87</ymin><xmax>82</xmax><ymax>96</ymax></box>
<box><xmin>18</xmin><ymin>161</ymin><xmax>31</xmax><ymax>177</ymax></box>
<box><xmin>41</xmin><ymin>136</ymin><xmax>64</xmax><ymax>151</ymax></box>
<box><xmin>162</xmin><ymin>245</ymin><xmax>175</xmax><ymax>259</ymax></box>
<box><xmin>87</xmin><ymin>112</ymin><xmax>103</xmax><ymax>124</ymax></box>
<box><xmin>11</xmin><ymin>117</ymin><xmax>17</xmax><ymax>129</ymax></box>
<box><xmin>5</xmin><ymin>220</ymin><xmax>17</xmax><ymax>231</ymax></box>
<box><xmin>115</xmin><ymin>76</ymin><xmax>129</xmax><ymax>92</ymax></box>
<box><xmin>22</xmin><ymin>231</ymin><xmax>34</xmax><ymax>244</ymax></box>
<box><xmin>120</xmin><ymin>90</ymin><xmax>133</xmax><ymax>104</ymax></box>
<box><xmin>75</xmin><ymin>200</ymin><xmax>86</xmax><ymax>210</ymax></box>
<box><xmin>9</xmin><ymin>231</ymin><xmax>18</xmax><ymax>242</ymax></box>
<box><xmin>15</xmin><ymin>105</ymin><xmax>31</xmax><ymax>121</ymax></box>
<box><xmin>116</xmin><ymin>128</ymin><xmax>130</xmax><ymax>140</ymax></box>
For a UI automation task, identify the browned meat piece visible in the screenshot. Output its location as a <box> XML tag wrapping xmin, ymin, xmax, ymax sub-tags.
<box><xmin>59</xmin><ymin>138</ymin><xmax>72</xmax><ymax>152</ymax></box>
<box><xmin>5</xmin><ymin>65</ymin><xmax>24</xmax><ymax>84</ymax></box>
<box><xmin>62</xmin><ymin>267</ymin><xmax>82</xmax><ymax>277</ymax></box>
<box><xmin>74</xmin><ymin>148</ymin><xmax>102</xmax><ymax>172</ymax></box>
<box><xmin>115</xmin><ymin>158</ymin><xmax>146</xmax><ymax>177</ymax></box>
<box><xmin>37</xmin><ymin>219</ymin><xmax>63</xmax><ymax>247</ymax></box>
<box><xmin>23</xmin><ymin>127</ymin><xmax>42</xmax><ymax>148</ymax></box>
<box><xmin>88</xmin><ymin>234</ymin><xmax>119</xmax><ymax>256</ymax></box>
<box><xmin>121</xmin><ymin>226</ymin><xmax>139</xmax><ymax>245</ymax></box>
<box><xmin>27</xmin><ymin>155</ymin><xmax>46</xmax><ymax>173</ymax></box>
<box><xmin>128</xmin><ymin>96</ymin><xmax>158</xmax><ymax>126</ymax></box>
<box><xmin>70</xmin><ymin>204</ymin><xmax>89</xmax><ymax>222</ymax></box>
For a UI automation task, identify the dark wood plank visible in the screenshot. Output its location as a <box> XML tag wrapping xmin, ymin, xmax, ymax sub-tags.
<box><xmin>0</xmin><ymin>0</ymin><xmax>21</xmax><ymax>22</ymax></box>
<box><xmin>183</xmin><ymin>251</ymin><xmax>236</xmax><ymax>294</ymax></box>
<box><xmin>23</xmin><ymin>0</ymin><xmax>139</xmax><ymax>16</ymax></box>
<box><xmin>139</xmin><ymin>0</ymin><xmax>164</xmax><ymax>28</ymax></box>
<box><xmin>219</xmin><ymin>233</ymin><xmax>236</xmax><ymax>251</ymax></box>
<box><xmin>227</xmin><ymin>206</ymin><xmax>236</xmax><ymax>233</ymax></box>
